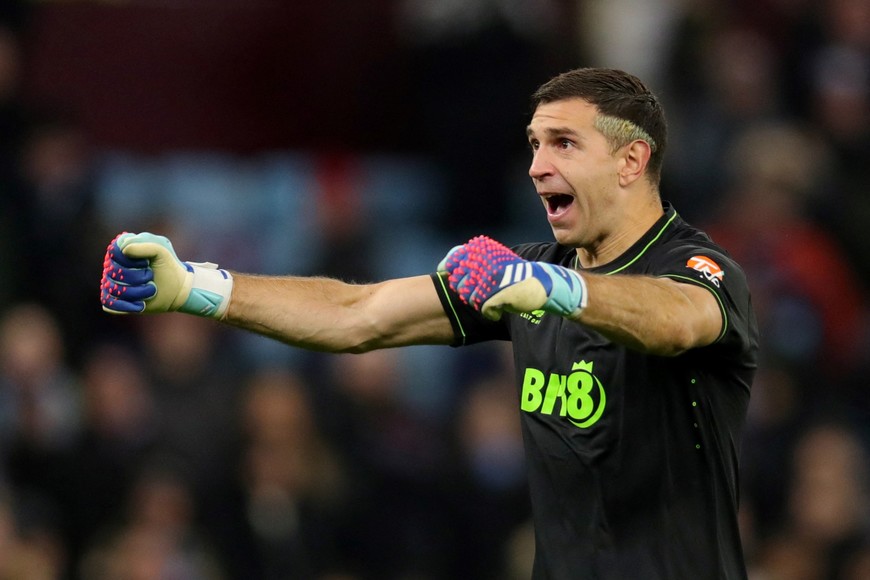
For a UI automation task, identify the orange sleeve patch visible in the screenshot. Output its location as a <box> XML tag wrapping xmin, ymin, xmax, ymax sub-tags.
<box><xmin>687</xmin><ymin>256</ymin><xmax>724</xmax><ymax>287</ymax></box>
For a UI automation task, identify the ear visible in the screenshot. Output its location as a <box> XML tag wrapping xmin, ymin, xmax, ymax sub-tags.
<box><xmin>617</xmin><ymin>140</ymin><xmax>652</xmax><ymax>187</ymax></box>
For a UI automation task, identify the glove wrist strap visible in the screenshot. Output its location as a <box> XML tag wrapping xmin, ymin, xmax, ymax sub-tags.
<box><xmin>538</xmin><ymin>263</ymin><xmax>588</xmax><ymax>317</ymax></box>
<box><xmin>180</xmin><ymin>262</ymin><xmax>234</xmax><ymax>319</ymax></box>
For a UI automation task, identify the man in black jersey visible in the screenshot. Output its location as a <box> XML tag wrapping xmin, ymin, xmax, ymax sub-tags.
<box><xmin>101</xmin><ymin>68</ymin><xmax>759</xmax><ymax>579</ymax></box>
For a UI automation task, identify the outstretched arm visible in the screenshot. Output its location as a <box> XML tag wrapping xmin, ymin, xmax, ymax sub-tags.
<box><xmin>224</xmin><ymin>274</ymin><xmax>455</xmax><ymax>353</ymax></box>
<box><xmin>101</xmin><ymin>232</ymin><xmax>455</xmax><ymax>353</ymax></box>
<box><xmin>440</xmin><ymin>235</ymin><xmax>721</xmax><ymax>356</ymax></box>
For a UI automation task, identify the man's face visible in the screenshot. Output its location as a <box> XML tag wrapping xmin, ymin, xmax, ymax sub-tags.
<box><xmin>526</xmin><ymin>98</ymin><xmax>621</xmax><ymax>248</ymax></box>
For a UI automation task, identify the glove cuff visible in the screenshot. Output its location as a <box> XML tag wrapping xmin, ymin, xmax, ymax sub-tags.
<box><xmin>180</xmin><ymin>262</ymin><xmax>234</xmax><ymax>319</ymax></box>
<box><xmin>537</xmin><ymin>263</ymin><xmax>588</xmax><ymax>317</ymax></box>
<box><xmin>564</xmin><ymin>268</ymin><xmax>588</xmax><ymax>315</ymax></box>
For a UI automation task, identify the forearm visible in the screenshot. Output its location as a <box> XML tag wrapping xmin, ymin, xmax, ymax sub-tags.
<box><xmin>223</xmin><ymin>273</ymin><xmax>454</xmax><ymax>353</ymax></box>
<box><xmin>222</xmin><ymin>275</ymin><xmax>377</xmax><ymax>352</ymax></box>
<box><xmin>570</xmin><ymin>274</ymin><xmax>720</xmax><ymax>356</ymax></box>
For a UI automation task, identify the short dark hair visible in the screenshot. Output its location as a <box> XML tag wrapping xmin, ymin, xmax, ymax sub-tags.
<box><xmin>531</xmin><ymin>68</ymin><xmax>668</xmax><ymax>182</ymax></box>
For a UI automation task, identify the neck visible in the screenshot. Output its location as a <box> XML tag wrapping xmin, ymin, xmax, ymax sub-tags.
<box><xmin>575</xmin><ymin>195</ymin><xmax>664</xmax><ymax>269</ymax></box>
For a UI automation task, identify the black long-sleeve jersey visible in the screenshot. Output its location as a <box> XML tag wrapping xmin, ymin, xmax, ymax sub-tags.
<box><xmin>432</xmin><ymin>203</ymin><xmax>759</xmax><ymax>579</ymax></box>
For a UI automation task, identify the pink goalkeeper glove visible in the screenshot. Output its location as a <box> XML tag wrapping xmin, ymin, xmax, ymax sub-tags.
<box><xmin>438</xmin><ymin>235</ymin><xmax>588</xmax><ymax>321</ymax></box>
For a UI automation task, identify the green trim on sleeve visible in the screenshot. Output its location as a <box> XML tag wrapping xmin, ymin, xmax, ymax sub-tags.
<box><xmin>435</xmin><ymin>272</ymin><xmax>468</xmax><ymax>346</ymax></box>
<box><xmin>659</xmin><ymin>274</ymin><xmax>728</xmax><ymax>343</ymax></box>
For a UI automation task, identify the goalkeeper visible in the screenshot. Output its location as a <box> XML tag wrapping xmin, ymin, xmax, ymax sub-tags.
<box><xmin>101</xmin><ymin>67</ymin><xmax>758</xmax><ymax>580</ymax></box>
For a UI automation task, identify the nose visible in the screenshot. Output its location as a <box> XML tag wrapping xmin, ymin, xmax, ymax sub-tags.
<box><xmin>528</xmin><ymin>149</ymin><xmax>553</xmax><ymax>180</ymax></box>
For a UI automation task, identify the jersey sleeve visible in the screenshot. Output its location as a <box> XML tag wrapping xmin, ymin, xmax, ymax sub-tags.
<box><xmin>654</xmin><ymin>243</ymin><xmax>758</xmax><ymax>352</ymax></box>
<box><xmin>430</xmin><ymin>272</ymin><xmax>510</xmax><ymax>346</ymax></box>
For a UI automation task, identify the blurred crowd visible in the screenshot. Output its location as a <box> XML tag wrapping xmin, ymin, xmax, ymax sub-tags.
<box><xmin>0</xmin><ymin>0</ymin><xmax>868</xmax><ymax>579</ymax></box>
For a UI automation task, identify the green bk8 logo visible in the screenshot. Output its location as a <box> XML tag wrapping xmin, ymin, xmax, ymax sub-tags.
<box><xmin>520</xmin><ymin>360</ymin><xmax>606</xmax><ymax>428</ymax></box>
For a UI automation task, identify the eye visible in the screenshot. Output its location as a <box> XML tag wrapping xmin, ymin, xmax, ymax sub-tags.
<box><xmin>558</xmin><ymin>138</ymin><xmax>573</xmax><ymax>150</ymax></box>
<box><xmin>528</xmin><ymin>139</ymin><xmax>540</xmax><ymax>151</ymax></box>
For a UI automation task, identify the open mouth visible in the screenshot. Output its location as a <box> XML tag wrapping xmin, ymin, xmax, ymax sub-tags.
<box><xmin>545</xmin><ymin>194</ymin><xmax>574</xmax><ymax>214</ymax></box>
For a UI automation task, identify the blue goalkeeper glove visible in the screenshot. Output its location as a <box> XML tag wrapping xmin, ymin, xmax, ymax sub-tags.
<box><xmin>438</xmin><ymin>235</ymin><xmax>588</xmax><ymax>321</ymax></box>
<box><xmin>100</xmin><ymin>232</ymin><xmax>234</xmax><ymax>319</ymax></box>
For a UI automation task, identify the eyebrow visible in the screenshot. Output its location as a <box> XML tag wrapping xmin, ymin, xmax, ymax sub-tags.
<box><xmin>525</xmin><ymin>125</ymin><xmax>583</xmax><ymax>140</ymax></box>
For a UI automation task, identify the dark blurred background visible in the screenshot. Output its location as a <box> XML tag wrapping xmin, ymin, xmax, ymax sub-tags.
<box><xmin>0</xmin><ymin>0</ymin><xmax>868</xmax><ymax>578</ymax></box>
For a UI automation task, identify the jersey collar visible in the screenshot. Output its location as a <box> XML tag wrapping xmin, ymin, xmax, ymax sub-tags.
<box><xmin>573</xmin><ymin>202</ymin><xmax>679</xmax><ymax>275</ymax></box>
